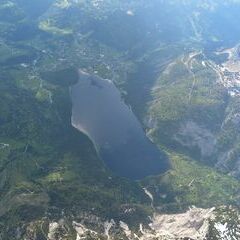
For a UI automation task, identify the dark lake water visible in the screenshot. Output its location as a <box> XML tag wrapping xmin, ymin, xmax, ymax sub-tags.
<box><xmin>71</xmin><ymin>70</ymin><xmax>169</xmax><ymax>179</ymax></box>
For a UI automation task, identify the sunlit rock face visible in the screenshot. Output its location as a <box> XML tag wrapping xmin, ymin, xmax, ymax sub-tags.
<box><xmin>71</xmin><ymin>70</ymin><xmax>170</xmax><ymax>179</ymax></box>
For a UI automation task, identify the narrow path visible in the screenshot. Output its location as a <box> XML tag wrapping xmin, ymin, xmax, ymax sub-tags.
<box><xmin>187</xmin><ymin>57</ymin><xmax>197</xmax><ymax>103</ymax></box>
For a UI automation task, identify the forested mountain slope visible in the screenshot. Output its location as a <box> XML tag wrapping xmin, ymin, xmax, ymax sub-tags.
<box><xmin>0</xmin><ymin>0</ymin><xmax>240</xmax><ymax>239</ymax></box>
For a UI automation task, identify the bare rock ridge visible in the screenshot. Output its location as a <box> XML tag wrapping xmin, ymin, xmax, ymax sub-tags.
<box><xmin>26</xmin><ymin>206</ymin><xmax>239</xmax><ymax>240</ymax></box>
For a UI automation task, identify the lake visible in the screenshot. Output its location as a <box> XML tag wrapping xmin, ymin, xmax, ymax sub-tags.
<box><xmin>71</xmin><ymin>70</ymin><xmax>169</xmax><ymax>180</ymax></box>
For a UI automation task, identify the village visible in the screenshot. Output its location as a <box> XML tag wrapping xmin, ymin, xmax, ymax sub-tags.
<box><xmin>206</xmin><ymin>44</ymin><xmax>240</xmax><ymax>97</ymax></box>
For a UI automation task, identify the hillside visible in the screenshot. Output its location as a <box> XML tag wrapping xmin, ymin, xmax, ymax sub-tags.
<box><xmin>0</xmin><ymin>0</ymin><xmax>240</xmax><ymax>239</ymax></box>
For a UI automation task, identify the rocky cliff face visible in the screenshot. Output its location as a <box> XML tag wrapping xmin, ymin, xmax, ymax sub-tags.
<box><xmin>17</xmin><ymin>206</ymin><xmax>240</xmax><ymax>240</ymax></box>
